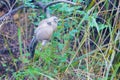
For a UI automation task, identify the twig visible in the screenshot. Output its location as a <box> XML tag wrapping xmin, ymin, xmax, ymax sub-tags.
<box><xmin>43</xmin><ymin>0</ymin><xmax>77</xmax><ymax>17</ymax></box>
<box><xmin>44</xmin><ymin>0</ymin><xmax>77</xmax><ymax>9</ymax></box>
<box><xmin>0</xmin><ymin>0</ymin><xmax>78</xmax><ymax>21</ymax></box>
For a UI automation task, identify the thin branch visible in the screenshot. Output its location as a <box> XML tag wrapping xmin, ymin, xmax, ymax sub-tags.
<box><xmin>44</xmin><ymin>0</ymin><xmax>77</xmax><ymax>9</ymax></box>
<box><xmin>0</xmin><ymin>2</ymin><xmax>44</xmax><ymax>21</ymax></box>
<box><xmin>44</xmin><ymin>0</ymin><xmax>78</xmax><ymax>17</ymax></box>
<box><xmin>35</xmin><ymin>2</ymin><xmax>45</xmax><ymax>9</ymax></box>
<box><xmin>1</xmin><ymin>0</ymin><xmax>10</xmax><ymax>10</ymax></box>
<box><xmin>0</xmin><ymin>5</ymin><xmax>24</xmax><ymax>21</ymax></box>
<box><xmin>0</xmin><ymin>0</ymin><xmax>78</xmax><ymax>20</ymax></box>
<box><xmin>9</xmin><ymin>0</ymin><xmax>17</xmax><ymax>12</ymax></box>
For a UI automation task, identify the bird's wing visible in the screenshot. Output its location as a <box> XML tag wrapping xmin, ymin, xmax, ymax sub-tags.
<box><xmin>34</xmin><ymin>22</ymin><xmax>48</xmax><ymax>34</ymax></box>
<box><xmin>35</xmin><ymin>26</ymin><xmax>53</xmax><ymax>41</ymax></box>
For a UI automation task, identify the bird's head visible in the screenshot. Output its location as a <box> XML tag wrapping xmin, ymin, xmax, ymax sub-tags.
<box><xmin>53</xmin><ymin>16</ymin><xmax>59</xmax><ymax>23</ymax></box>
<box><xmin>46</xmin><ymin>16</ymin><xmax>60</xmax><ymax>31</ymax></box>
<box><xmin>49</xmin><ymin>16</ymin><xmax>59</xmax><ymax>23</ymax></box>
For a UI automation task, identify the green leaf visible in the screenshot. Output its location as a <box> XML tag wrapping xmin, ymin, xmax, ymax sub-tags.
<box><xmin>69</xmin><ymin>29</ymin><xmax>78</xmax><ymax>37</ymax></box>
<box><xmin>98</xmin><ymin>23</ymin><xmax>109</xmax><ymax>31</ymax></box>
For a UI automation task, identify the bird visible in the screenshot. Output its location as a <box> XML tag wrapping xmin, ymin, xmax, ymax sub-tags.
<box><xmin>28</xmin><ymin>16</ymin><xmax>59</xmax><ymax>58</ymax></box>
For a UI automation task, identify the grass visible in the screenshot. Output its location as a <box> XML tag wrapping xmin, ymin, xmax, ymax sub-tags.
<box><xmin>0</xmin><ymin>0</ymin><xmax>120</xmax><ymax>80</ymax></box>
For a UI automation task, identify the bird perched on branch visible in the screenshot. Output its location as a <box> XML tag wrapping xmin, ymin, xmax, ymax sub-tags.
<box><xmin>28</xmin><ymin>16</ymin><xmax>59</xmax><ymax>58</ymax></box>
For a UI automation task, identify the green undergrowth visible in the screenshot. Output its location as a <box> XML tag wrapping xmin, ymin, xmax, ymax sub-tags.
<box><xmin>1</xmin><ymin>0</ymin><xmax>119</xmax><ymax>80</ymax></box>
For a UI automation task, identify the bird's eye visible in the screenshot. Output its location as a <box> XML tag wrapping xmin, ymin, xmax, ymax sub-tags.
<box><xmin>47</xmin><ymin>22</ymin><xmax>52</xmax><ymax>25</ymax></box>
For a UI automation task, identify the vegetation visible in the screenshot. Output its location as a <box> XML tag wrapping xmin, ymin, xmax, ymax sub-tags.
<box><xmin>0</xmin><ymin>0</ymin><xmax>119</xmax><ymax>80</ymax></box>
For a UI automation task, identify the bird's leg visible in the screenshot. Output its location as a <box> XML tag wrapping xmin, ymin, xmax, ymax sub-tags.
<box><xmin>40</xmin><ymin>40</ymin><xmax>48</xmax><ymax>51</ymax></box>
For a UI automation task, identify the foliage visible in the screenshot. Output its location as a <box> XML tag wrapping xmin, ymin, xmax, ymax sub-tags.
<box><xmin>0</xmin><ymin>0</ymin><xmax>120</xmax><ymax>80</ymax></box>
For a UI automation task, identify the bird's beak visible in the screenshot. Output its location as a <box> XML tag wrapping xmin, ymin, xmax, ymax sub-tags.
<box><xmin>54</xmin><ymin>18</ymin><xmax>60</xmax><ymax>23</ymax></box>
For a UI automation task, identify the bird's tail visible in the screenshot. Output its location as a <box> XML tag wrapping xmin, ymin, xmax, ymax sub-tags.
<box><xmin>28</xmin><ymin>36</ymin><xmax>38</xmax><ymax>58</ymax></box>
